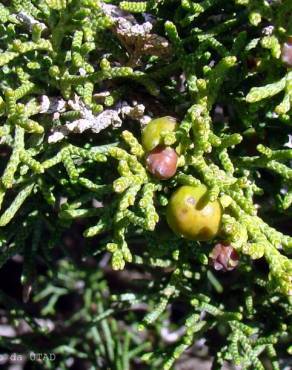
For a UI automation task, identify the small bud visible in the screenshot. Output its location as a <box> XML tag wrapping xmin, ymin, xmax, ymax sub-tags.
<box><xmin>281</xmin><ymin>37</ymin><xmax>292</xmax><ymax>67</ymax></box>
<box><xmin>209</xmin><ymin>243</ymin><xmax>239</xmax><ymax>272</ymax></box>
<box><xmin>146</xmin><ymin>146</ymin><xmax>178</xmax><ymax>180</ymax></box>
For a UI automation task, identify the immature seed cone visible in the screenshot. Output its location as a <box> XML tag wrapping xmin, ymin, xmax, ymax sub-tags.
<box><xmin>209</xmin><ymin>243</ymin><xmax>239</xmax><ymax>272</ymax></box>
<box><xmin>281</xmin><ymin>37</ymin><xmax>292</xmax><ymax>67</ymax></box>
<box><xmin>141</xmin><ymin>116</ymin><xmax>177</xmax><ymax>152</ymax></box>
<box><xmin>166</xmin><ymin>185</ymin><xmax>222</xmax><ymax>241</ymax></box>
<box><xmin>146</xmin><ymin>145</ymin><xmax>178</xmax><ymax>180</ymax></box>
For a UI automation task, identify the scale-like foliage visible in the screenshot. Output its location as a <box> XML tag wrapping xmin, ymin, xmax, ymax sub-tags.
<box><xmin>0</xmin><ymin>0</ymin><xmax>291</xmax><ymax>368</ymax></box>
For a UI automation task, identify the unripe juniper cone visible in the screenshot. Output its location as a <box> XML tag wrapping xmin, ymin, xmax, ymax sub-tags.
<box><xmin>166</xmin><ymin>185</ymin><xmax>222</xmax><ymax>241</ymax></box>
<box><xmin>141</xmin><ymin>116</ymin><xmax>177</xmax><ymax>152</ymax></box>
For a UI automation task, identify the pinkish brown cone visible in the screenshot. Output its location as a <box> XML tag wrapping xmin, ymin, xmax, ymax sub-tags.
<box><xmin>146</xmin><ymin>146</ymin><xmax>178</xmax><ymax>180</ymax></box>
<box><xmin>209</xmin><ymin>243</ymin><xmax>239</xmax><ymax>272</ymax></box>
<box><xmin>281</xmin><ymin>37</ymin><xmax>292</xmax><ymax>67</ymax></box>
